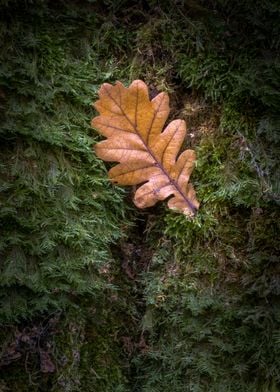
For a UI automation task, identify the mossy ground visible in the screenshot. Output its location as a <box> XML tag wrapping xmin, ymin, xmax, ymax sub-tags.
<box><xmin>0</xmin><ymin>1</ymin><xmax>279</xmax><ymax>391</ymax></box>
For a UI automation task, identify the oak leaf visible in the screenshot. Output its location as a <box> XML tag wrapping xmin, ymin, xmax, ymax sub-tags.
<box><xmin>91</xmin><ymin>80</ymin><xmax>199</xmax><ymax>216</ymax></box>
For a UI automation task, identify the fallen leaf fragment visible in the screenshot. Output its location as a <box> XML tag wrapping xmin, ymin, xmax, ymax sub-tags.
<box><xmin>40</xmin><ymin>350</ymin><xmax>56</xmax><ymax>373</ymax></box>
<box><xmin>92</xmin><ymin>80</ymin><xmax>199</xmax><ymax>216</ymax></box>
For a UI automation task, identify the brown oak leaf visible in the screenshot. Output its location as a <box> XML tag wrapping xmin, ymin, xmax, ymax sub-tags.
<box><xmin>91</xmin><ymin>80</ymin><xmax>199</xmax><ymax>216</ymax></box>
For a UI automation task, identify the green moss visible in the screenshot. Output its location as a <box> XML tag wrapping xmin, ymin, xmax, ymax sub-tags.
<box><xmin>0</xmin><ymin>1</ymin><xmax>133</xmax><ymax>389</ymax></box>
<box><xmin>130</xmin><ymin>2</ymin><xmax>280</xmax><ymax>390</ymax></box>
<box><xmin>0</xmin><ymin>0</ymin><xmax>133</xmax><ymax>322</ymax></box>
